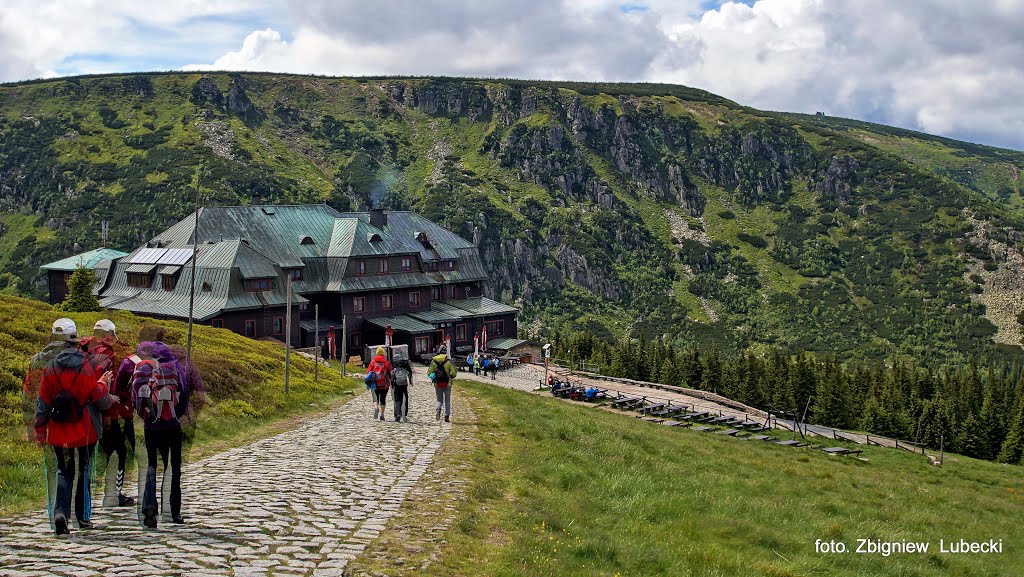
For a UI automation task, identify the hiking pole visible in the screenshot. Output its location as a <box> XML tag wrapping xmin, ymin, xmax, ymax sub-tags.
<box><xmin>42</xmin><ymin>447</ymin><xmax>53</xmax><ymax>531</ymax></box>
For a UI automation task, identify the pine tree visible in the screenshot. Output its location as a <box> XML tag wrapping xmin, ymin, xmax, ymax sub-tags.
<box><xmin>56</xmin><ymin>266</ymin><xmax>101</xmax><ymax>312</ymax></box>
<box><xmin>956</xmin><ymin>412</ymin><xmax>984</xmax><ymax>459</ymax></box>
<box><xmin>997</xmin><ymin>402</ymin><xmax>1024</xmax><ymax>464</ymax></box>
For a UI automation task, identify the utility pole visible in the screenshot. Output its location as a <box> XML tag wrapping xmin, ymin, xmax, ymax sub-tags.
<box><xmin>314</xmin><ymin>304</ymin><xmax>320</xmax><ymax>382</ymax></box>
<box><xmin>285</xmin><ymin>275</ymin><xmax>292</xmax><ymax>394</ymax></box>
<box><xmin>185</xmin><ymin>164</ymin><xmax>202</xmax><ymax>374</ymax></box>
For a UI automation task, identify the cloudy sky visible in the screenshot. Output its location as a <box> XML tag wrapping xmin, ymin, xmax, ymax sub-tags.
<box><xmin>2</xmin><ymin>0</ymin><xmax>1022</xmax><ymax>150</ymax></box>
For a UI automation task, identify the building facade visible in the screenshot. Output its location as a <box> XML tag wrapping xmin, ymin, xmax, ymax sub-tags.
<box><xmin>43</xmin><ymin>205</ymin><xmax>517</xmax><ymax>360</ymax></box>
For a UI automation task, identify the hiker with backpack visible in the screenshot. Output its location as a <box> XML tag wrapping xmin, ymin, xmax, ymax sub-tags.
<box><xmin>129</xmin><ymin>340</ymin><xmax>189</xmax><ymax>528</ymax></box>
<box><xmin>365</xmin><ymin>346</ymin><xmax>392</xmax><ymax>422</ymax></box>
<box><xmin>428</xmin><ymin>352</ymin><xmax>457</xmax><ymax>422</ymax></box>
<box><xmin>82</xmin><ymin>319</ymin><xmax>136</xmax><ymax>508</ymax></box>
<box><xmin>391</xmin><ymin>358</ymin><xmax>413</xmax><ymax>422</ymax></box>
<box><xmin>31</xmin><ymin>318</ymin><xmax>115</xmax><ymax>535</ymax></box>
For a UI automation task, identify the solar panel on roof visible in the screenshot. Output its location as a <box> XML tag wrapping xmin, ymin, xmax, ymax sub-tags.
<box><xmin>128</xmin><ymin>247</ymin><xmax>165</xmax><ymax>264</ymax></box>
<box><xmin>157</xmin><ymin>248</ymin><xmax>194</xmax><ymax>265</ymax></box>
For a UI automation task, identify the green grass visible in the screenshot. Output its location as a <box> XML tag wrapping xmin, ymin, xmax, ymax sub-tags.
<box><xmin>0</xmin><ymin>295</ymin><xmax>362</xmax><ymax>515</ymax></box>
<box><xmin>420</xmin><ymin>382</ymin><xmax>1024</xmax><ymax>577</ymax></box>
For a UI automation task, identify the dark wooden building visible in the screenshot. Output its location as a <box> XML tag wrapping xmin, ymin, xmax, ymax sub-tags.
<box><xmin>39</xmin><ymin>247</ymin><xmax>128</xmax><ymax>304</ymax></box>
<box><xmin>53</xmin><ymin>205</ymin><xmax>517</xmax><ymax>359</ymax></box>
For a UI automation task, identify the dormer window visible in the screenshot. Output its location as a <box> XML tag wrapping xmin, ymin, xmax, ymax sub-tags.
<box><xmin>401</xmin><ymin>257</ymin><xmax>412</xmax><ymax>272</ymax></box>
<box><xmin>427</xmin><ymin>261</ymin><xmax>438</xmax><ymax>272</ymax></box>
<box><xmin>127</xmin><ymin>273</ymin><xmax>152</xmax><ymax>288</ymax></box>
<box><xmin>299</xmin><ymin>236</ymin><xmax>315</xmax><ymax>245</ymax></box>
<box><xmin>161</xmin><ymin>275</ymin><xmax>177</xmax><ymax>291</ymax></box>
<box><xmin>202</xmin><ymin>282</ymin><xmax>212</xmax><ymax>292</ymax></box>
<box><xmin>245</xmin><ymin>278</ymin><xmax>272</xmax><ymax>292</ymax></box>
<box><xmin>443</xmin><ymin>260</ymin><xmax>455</xmax><ymax>271</ymax></box>
<box><xmin>378</xmin><ymin>258</ymin><xmax>389</xmax><ymax>274</ymax></box>
<box><xmin>367</xmin><ymin>233</ymin><xmax>383</xmax><ymax>243</ymax></box>
<box><xmin>355</xmin><ymin>259</ymin><xmax>366</xmax><ymax>275</ymax></box>
<box><xmin>287</xmin><ymin>268</ymin><xmax>304</xmax><ymax>281</ymax></box>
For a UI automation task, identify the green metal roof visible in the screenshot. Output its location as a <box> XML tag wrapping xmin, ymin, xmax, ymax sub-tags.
<box><xmin>40</xmin><ymin>248</ymin><xmax>128</xmax><ymax>272</ymax></box>
<box><xmin>487</xmin><ymin>337</ymin><xmax>529</xmax><ymax>351</ymax></box>
<box><xmin>125</xmin><ymin>263</ymin><xmax>158</xmax><ymax>274</ymax></box>
<box><xmin>366</xmin><ymin>315</ymin><xmax>436</xmax><ymax>334</ymax></box>
<box><xmin>327</xmin><ymin>219</ymin><xmax>413</xmax><ymax>258</ymax></box>
<box><xmin>447</xmin><ymin>297</ymin><xmax>520</xmax><ymax>316</ymax></box>
<box><xmin>299</xmin><ymin>318</ymin><xmax>344</xmax><ymax>333</ymax></box>
<box><xmin>407</xmin><ymin>303</ymin><xmax>463</xmax><ymax>323</ymax></box>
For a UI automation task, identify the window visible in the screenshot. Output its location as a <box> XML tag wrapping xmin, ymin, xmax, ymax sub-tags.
<box><xmin>401</xmin><ymin>257</ymin><xmax>412</xmax><ymax>272</ymax></box>
<box><xmin>378</xmin><ymin>258</ymin><xmax>389</xmax><ymax>274</ymax></box>
<box><xmin>456</xmin><ymin>323</ymin><xmax>467</xmax><ymax>342</ymax></box>
<box><xmin>350</xmin><ymin>332</ymin><xmax>362</xmax><ymax>348</ymax></box>
<box><xmin>409</xmin><ymin>291</ymin><xmax>421</xmax><ymax>307</ymax></box>
<box><xmin>355</xmin><ymin>260</ymin><xmax>366</xmax><ymax>275</ymax></box>
<box><xmin>427</xmin><ymin>261</ymin><xmax>438</xmax><ymax>272</ymax></box>
<box><xmin>443</xmin><ymin>260</ymin><xmax>455</xmax><ymax>271</ymax></box>
<box><xmin>446</xmin><ymin>285</ymin><xmax>455</xmax><ymax>299</ymax></box>
<box><xmin>431</xmin><ymin>286</ymin><xmax>441</xmax><ymax>300</ymax></box>
<box><xmin>486</xmin><ymin>320</ymin><xmax>505</xmax><ymax>337</ymax></box>
<box><xmin>127</xmin><ymin>273</ymin><xmax>151</xmax><ymax>288</ymax></box>
<box><xmin>244</xmin><ymin>320</ymin><xmax>256</xmax><ymax>338</ymax></box>
<box><xmin>414</xmin><ymin>336</ymin><xmax>429</xmax><ymax>354</ymax></box>
<box><xmin>211</xmin><ymin>319</ymin><xmax>224</xmax><ymax>329</ymax></box>
<box><xmin>245</xmin><ymin>278</ymin><xmax>272</xmax><ymax>292</ymax></box>
<box><xmin>161</xmin><ymin>275</ymin><xmax>177</xmax><ymax>291</ymax></box>
<box><xmin>353</xmin><ymin>297</ymin><xmax>365</xmax><ymax>313</ymax></box>
<box><xmin>300</xmin><ymin>303</ymin><xmax>309</xmax><ymax>312</ymax></box>
<box><xmin>202</xmin><ymin>282</ymin><xmax>212</xmax><ymax>292</ymax></box>
<box><xmin>287</xmin><ymin>268</ymin><xmax>303</xmax><ymax>281</ymax></box>
<box><xmin>381</xmin><ymin>294</ymin><xmax>393</xmax><ymax>310</ymax></box>
<box><xmin>273</xmin><ymin>317</ymin><xmax>284</xmax><ymax>336</ymax></box>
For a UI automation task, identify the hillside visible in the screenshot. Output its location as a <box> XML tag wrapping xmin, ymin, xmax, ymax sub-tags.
<box><xmin>1</xmin><ymin>73</ymin><xmax>1023</xmax><ymax>363</ymax></box>
<box><xmin>0</xmin><ymin>294</ymin><xmax>360</xmax><ymax>514</ymax></box>
<box><xmin>351</xmin><ymin>380</ymin><xmax>1024</xmax><ymax>577</ymax></box>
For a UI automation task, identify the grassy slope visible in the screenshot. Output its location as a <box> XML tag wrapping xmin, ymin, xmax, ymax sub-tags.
<box><xmin>0</xmin><ymin>295</ymin><xmax>362</xmax><ymax>515</ymax></box>
<box><xmin>414</xmin><ymin>383</ymin><xmax>1023</xmax><ymax>577</ymax></box>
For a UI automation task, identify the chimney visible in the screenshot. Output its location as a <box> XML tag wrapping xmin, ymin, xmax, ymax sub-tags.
<box><xmin>370</xmin><ymin>208</ymin><xmax>387</xmax><ymax>229</ymax></box>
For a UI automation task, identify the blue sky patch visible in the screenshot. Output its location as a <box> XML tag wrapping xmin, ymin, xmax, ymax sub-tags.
<box><xmin>619</xmin><ymin>3</ymin><xmax>649</xmax><ymax>14</ymax></box>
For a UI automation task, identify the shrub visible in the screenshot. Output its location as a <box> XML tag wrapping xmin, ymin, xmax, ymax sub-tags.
<box><xmin>718</xmin><ymin>210</ymin><xmax>736</xmax><ymax>220</ymax></box>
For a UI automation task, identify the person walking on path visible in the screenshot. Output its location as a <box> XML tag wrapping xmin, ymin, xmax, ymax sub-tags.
<box><xmin>391</xmin><ymin>358</ymin><xmax>412</xmax><ymax>422</ymax></box>
<box><xmin>32</xmin><ymin>318</ymin><xmax>115</xmax><ymax>535</ymax></box>
<box><xmin>474</xmin><ymin>353</ymin><xmax>481</xmax><ymax>376</ymax></box>
<box><xmin>82</xmin><ymin>319</ymin><xmax>135</xmax><ymax>508</ymax></box>
<box><xmin>366</xmin><ymin>347</ymin><xmax>392</xmax><ymax>421</ymax></box>
<box><xmin>491</xmin><ymin>356</ymin><xmax>500</xmax><ymax>380</ymax></box>
<box><xmin>129</xmin><ymin>340</ymin><xmax>190</xmax><ymax>528</ymax></box>
<box><xmin>428</xmin><ymin>352</ymin><xmax>457</xmax><ymax>423</ymax></box>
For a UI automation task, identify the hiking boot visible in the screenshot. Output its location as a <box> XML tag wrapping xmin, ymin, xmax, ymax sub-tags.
<box><xmin>172</xmin><ymin>515</ymin><xmax>186</xmax><ymax>524</ymax></box>
<box><xmin>373</xmin><ymin>407</ymin><xmax>379</xmax><ymax>419</ymax></box>
<box><xmin>118</xmin><ymin>494</ymin><xmax>136</xmax><ymax>507</ymax></box>
<box><xmin>436</xmin><ymin>407</ymin><xmax>441</xmax><ymax>421</ymax></box>
<box><xmin>444</xmin><ymin>415</ymin><xmax>450</xmax><ymax>423</ymax></box>
<box><xmin>143</xmin><ymin>507</ymin><xmax>158</xmax><ymax>529</ymax></box>
<box><xmin>379</xmin><ymin>414</ymin><xmax>385</xmax><ymax>421</ymax></box>
<box><xmin>77</xmin><ymin>520</ymin><xmax>94</xmax><ymax>529</ymax></box>
<box><xmin>54</xmin><ymin>514</ymin><xmax>70</xmax><ymax>536</ymax></box>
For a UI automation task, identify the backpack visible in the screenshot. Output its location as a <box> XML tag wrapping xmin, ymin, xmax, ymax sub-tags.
<box><xmin>81</xmin><ymin>337</ymin><xmax>117</xmax><ymax>374</ymax></box>
<box><xmin>48</xmin><ymin>364</ymin><xmax>85</xmax><ymax>424</ymax></box>
<box><xmin>433</xmin><ymin>360</ymin><xmax>450</xmax><ymax>384</ymax></box>
<box><xmin>132</xmin><ymin>359</ymin><xmax>182</xmax><ymax>423</ymax></box>
<box><xmin>365</xmin><ymin>361</ymin><xmax>388</xmax><ymax>390</ymax></box>
<box><xmin>393</xmin><ymin>366</ymin><xmax>411</xmax><ymax>387</ymax></box>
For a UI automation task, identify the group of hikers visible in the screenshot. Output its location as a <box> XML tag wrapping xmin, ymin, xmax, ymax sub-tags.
<box><xmin>363</xmin><ymin>347</ymin><xmax>458</xmax><ymax>423</ymax></box>
<box><xmin>465</xmin><ymin>353</ymin><xmax>502</xmax><ymax>379</ymax></box>
<box><xmin>23</xmin><ymin>318</ymin><xmax>200</xmax><ymax>536</ymax></box>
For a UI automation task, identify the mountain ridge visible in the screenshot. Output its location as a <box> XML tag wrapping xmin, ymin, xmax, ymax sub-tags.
<box><xmin>0</xmin><ymin>72</ymin><xmax>1022</xmax><ymax>363</ymax></box>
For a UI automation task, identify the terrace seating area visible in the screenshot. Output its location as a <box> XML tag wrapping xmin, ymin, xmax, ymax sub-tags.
<box><xmin>543</xmin><ymin>385</ymin><xmax>866</xmax><ymax>459</ymax></box>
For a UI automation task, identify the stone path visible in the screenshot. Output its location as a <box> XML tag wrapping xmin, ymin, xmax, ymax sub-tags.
<box><xmin>0</xmin><ymin>383</ymin><xmax>451</xmax><ymax>577</ymax></box>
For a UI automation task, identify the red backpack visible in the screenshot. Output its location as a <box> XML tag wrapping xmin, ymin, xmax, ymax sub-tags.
<box><xmin>131</xmin><ymin>359</ymin><xmax>182</xmax><ymax>423</ymax></box>
<box><xmin>81</xmin><ymin>337</ymin><xmax>117</xmax><ymax>374</ymax></box>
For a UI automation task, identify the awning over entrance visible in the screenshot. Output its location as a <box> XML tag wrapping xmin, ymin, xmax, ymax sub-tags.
<box><xmin>366</xmin><ymin>315</ymin><xmax>436</xmax><ymax>334</ymax></box>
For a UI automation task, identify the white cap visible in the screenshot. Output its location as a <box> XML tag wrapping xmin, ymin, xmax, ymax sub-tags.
<box><xmin>52</xmin><ymin>318</ymin><xmax>79</xmax><ymax>341</ymax></box>
<box><xmin>93</xmin><ymin>319</ymin><xmax>116</xmax><ymax>336</ymax></box>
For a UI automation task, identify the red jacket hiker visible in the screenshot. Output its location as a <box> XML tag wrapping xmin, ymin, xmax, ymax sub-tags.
<box><xmin>34</xmin><ymin>348</ymin><xmax>111</xmax><ymax>448</ymax></box>
<box><xmin>367</xmin><ymin>353</ymin><xmax>393</xmax><ymax>392</ymax></box>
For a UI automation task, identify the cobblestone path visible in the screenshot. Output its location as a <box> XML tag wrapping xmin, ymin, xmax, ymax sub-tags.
<box><xmin>0</xmin><ymin>383</ymin><xmax>451</xmax><ymax>577</ymax></box>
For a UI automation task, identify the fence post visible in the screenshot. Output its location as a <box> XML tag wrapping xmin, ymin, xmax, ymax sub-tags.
<box><xmin>939</xmin><ymin>434</ymin><xmax>944</xmax><ymax>467</ymax></box>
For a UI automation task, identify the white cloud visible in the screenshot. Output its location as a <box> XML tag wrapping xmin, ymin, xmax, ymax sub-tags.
<box><xmin>3</xmin><ymin>0</ymin><xmax>1024</xmax><ymax>149</ymax></box>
